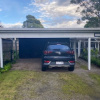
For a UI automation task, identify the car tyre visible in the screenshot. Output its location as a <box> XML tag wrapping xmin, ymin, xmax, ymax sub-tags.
<box><xmin>68</xmin><ymin>65</ymin><xmax>74</xmax><ymax>71</ymax></box>
<box><xmin>42</xmin><ymin>65</ymin><xmax>48</xmax><ymax>71</ymax></box>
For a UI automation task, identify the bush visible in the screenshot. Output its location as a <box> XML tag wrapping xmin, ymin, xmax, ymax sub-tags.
<box><xmin>96</xmin><ymin>59</ymin><xmax>100</xmax><ymax>67</ymax></box>
<box><xmin>91</xmin><ymin>57</ymin><xmax>100</xmax><ymax>67</ymax></box>
<box><xmin>91</xmin><ymin>57</ymin><xmax>96</xmax><ymax>64</ymax></box>
<box><xmin>82</xmin><ymin>49</ymin><xmax>88</xmax><ymax>56</ymax></box>
<box><xmin>0</xmin><ymin>63</ymin><xmax>12</xmax><ymax>73</ymax></box>
<box><xmin>81</xmin><ymin>49</ymin><xmax>100</xmax><ymax>67</ymax></box>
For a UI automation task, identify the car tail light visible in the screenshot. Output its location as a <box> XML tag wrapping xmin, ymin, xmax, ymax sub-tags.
<box><xmin>44</xmin><ymin>51</ymin><xmax>52</xmax><ymax>55</ymax></box>
<box><xmin>66</xmin><ymin>51</ymin><xmax>74</xmax><ymax>55</ymax></box>
<box><xmin>44</xmin><ymin>60</ymin><xmax>50</xmax><ymax>63</ymax></box>
<box><xmin>44</xmin><ymin>51</ymin><xmax>48</xmax><ymax>54</ymax></box>
<box><xmin>69</xmin><ymin>61</ymin><xmax>75</xmax><ymax>63</ymax></box>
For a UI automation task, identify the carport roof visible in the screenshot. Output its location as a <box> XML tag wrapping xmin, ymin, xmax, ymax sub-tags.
<box><xmin>0</xmin><ymin>28</ymin><xmax>100</xmax><ymax>38</ymax></box>
<box><xmin>0</xmin><ymin>28</ymin><xmax>100</xmax><ymax>32</ymax></box>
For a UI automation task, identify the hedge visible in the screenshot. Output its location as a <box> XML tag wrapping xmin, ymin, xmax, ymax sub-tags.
<box><xmin>81</xmin><ymin>49</ymin><xmax>100</xmax><ymax>67</ymax></box>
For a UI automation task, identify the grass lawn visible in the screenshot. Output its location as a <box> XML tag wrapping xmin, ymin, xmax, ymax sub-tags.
<box><xmin>0</xmin><ymin>70</ymin><xmax>100</xmax><ymax>100</ymax></box>
<box><xmin>0</xmin><ymin>70</ymin><xmax>36</xmax><ymax>100</ymax></box>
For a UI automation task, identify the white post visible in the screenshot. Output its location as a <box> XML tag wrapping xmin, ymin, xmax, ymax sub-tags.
<box><xmin>15</xmin><ymin>38</ymin><xmax>17</xmax><ymax>57</ymax></box>
<box><xmin>78</xmin><ymin>40</ymin><xmax>81</xmax><ymax>57</ymax></box>
<box><xmin>0</xmin><ymin>38</ymin><xmax>3</xmax><ymax>68</ymax></box>
<box><xmin>95</xmin><ymin>43</ymin><xmax>96</xmax><ymax>49</ymax></box>
<box><xmin>73</xmin><ymin>41</ymin><xmax>77</xmax><ymax>61</ymax></box>
<box><xmin>98</xmin><ymin>42</ymin><xmax>99</xmax><ymax>51</ymax></box>
<box><xmin>88</xmin><ymin>38</ymin><xmax>91</xmax><ymax>70</ymax></box>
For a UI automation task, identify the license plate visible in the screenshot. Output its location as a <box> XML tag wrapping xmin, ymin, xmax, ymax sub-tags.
<box><xmin>56</xmin><ymin>61</ymin><xmax>64</xmax><ymax>64</ymax></box>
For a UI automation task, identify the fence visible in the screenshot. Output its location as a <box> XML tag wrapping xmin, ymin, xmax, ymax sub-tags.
<box><xmin>3</xmin><ymin>39</ymin><xmax>19</xmax><ymax>64</ymax></box>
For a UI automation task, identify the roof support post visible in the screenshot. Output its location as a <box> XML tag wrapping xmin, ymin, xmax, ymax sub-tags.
<box><xmin>0</xmin><ymin>38</ymin><xmax>3</xmax><ymax>68</ymax></box>
<box><xmin>70</xmin><ymin>42</ymin><xmax>71</xmax><ymax>48</ymax></box>
<box><xmin>78</xmin><ymin>40</ymin><xmax>81</xmax><ymax>57</ymax></box>
<box><xmin>14</xmin><ymin>38</ymin><xmax>17</xmax><ymax>59</ymax></box>
<box><xmin>88</xmin><ymin>38</ymin><xmax>91</xmax><ymax>70</ymax></box>
<box><xmin>98</xmin><ymin>42</ymin><xmax>99</xmax><ymax>51</ymax></box>
<box><xmin>95</xmin><ymin>43</ymin><xmax>96</xmax><ymax>49</ymax></box>
<box><xmin>73</xmin><ymin>41</ymin><xmax>77</xmax><ymax>61</ymax></box>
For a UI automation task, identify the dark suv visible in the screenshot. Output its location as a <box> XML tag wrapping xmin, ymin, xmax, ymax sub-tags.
<box><xmin>42</xmin><ymin>42</ymin><xmax>75</xmax><ymax>71</ymax></box>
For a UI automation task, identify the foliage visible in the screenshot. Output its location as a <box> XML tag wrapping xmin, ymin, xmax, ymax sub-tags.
<box><xmin>12</xmin><ymin>50</ymin><xmax>19</xmax><ymax>64</ymax></box>
<box><xmin>91</xmin><ymin>48</ymin><xmax>98</xmax><ymax>57</ymax></box>
<box><xmin>82</xmin><ymin>48</ymin><xmax>88</xmax><ymax>56</ymax></box>
<box><xmin>70</xmin><ymin>0</ymin><xmax>100</xmax><ymax>27</ymax></box>
<box><xmin>81</xmin><ymin>49</ymin><xmax>100</xmax><ymax>67</ymax></box>
<box><xmin>81</xmin><ymin>48</ymin><xmax>88</xmax><ymax>60</ymax></box>
<box><xmin>84</xmin><ymin>17</ymin><xmax>100</xmax><ymax>28</ymax></box>
<box><xmin>23</xmin><ymin>15</ymin><xmax>44</xmax><ymax>28</ymax></box>
<box><xmin>0</xmin><ymin>63</ymin><xmax>12</xmax><ymax>73</ymax></box>
<box><xmin>91</xmin><ymin>57</ymin><xmax>100</xmax><ymax>66</ymax></box>
<box><xmin>82</xmin><ymin>48</ymin><xmax>98</xmax><ymax>58</ymax></box>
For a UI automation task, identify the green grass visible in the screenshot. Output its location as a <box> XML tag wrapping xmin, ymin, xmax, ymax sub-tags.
<box><xmin>0</xmin><ymin>70</ymin><xmax>100</xmax><ymax>100</ymax></box>
<box><xmin>80</xmin><ymin>65</ymin><xmax>88</xmax><ymax>70</ymax></box>
<box><xmin>0</xmin><ymin>70</ymin><xmax>36</xmax><ymax>100</ymax></box>
<box><xmin>89</xmin><ymin>73</ymin><xmax>100</xmax><ymax>85</ymax></box>
<box><xmin>60</xmin><ymin>73</ymin><xmax>94</xmax><ymax>96</ymax></box>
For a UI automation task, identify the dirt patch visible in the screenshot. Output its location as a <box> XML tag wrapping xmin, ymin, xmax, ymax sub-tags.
<box><xmin>12</xmin><ymin>59</ymin><xmax>41</xmax><ymax>71</ymax></box>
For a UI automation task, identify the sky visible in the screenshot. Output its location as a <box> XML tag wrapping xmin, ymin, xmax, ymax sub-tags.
<box><xmin>0</xmin><ymin>0</ymin><xmax>86</xmax><ymax>28</ymax></box>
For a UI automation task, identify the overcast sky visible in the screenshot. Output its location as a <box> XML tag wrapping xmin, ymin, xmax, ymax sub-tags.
<box><xmin>0</xmin><ymin>0</ymin><xmax>86</xmax><ymax>28</ymax></box>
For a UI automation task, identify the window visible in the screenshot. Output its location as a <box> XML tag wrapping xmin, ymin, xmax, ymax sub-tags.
<box><xmin>47</xmin><ymin>45</ymin><xmax>70</xmax><ymax>51</ymax></box>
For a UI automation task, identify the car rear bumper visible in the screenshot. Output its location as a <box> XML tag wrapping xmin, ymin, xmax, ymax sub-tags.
<box><xmin>42</xmin><ymin>56</ymin><xmax>75</xmax><ymax>68</ymax></box>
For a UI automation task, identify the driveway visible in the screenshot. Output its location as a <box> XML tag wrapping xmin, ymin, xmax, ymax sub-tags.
<box><xmin>12</xmin><ymin>58</ymin><xmax>100</xmax><ymax>100</ymax></box>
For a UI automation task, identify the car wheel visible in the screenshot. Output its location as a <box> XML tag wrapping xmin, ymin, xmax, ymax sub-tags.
<box><xmin>42</xmin><ymin>65</ymin><xmax>48</xmax><ymax>71</ymax></box>
<box><xmin>68</xmin><ymin>65</ymin><xmax>74</xmax><ymax>71</ymax></box>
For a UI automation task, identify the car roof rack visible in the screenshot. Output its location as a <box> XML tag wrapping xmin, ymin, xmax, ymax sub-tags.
<box><xmin>47</xmin><ymin>42</ymin><xmax>69</xmax><ymax>45</ymax></box>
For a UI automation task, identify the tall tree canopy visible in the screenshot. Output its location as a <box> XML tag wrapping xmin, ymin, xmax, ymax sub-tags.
<box><xmin>71</xmin><ymin>0</ymin><xmax>100</xmax><ymax>28</ymax></box>
<box><xmin>23</xmin><ymin>15</ymin><xmax>44</xmax><ymax>28</ymax></box>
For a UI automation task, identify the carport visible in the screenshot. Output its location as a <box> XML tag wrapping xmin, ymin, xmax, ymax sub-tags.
<box><xmin>0</xmin><ymin>28</ymin><xmax>100</xmax><ymax>70</ymax></box>
<box><xmin>19</xmin><ymin>38</ymin><xmax>70</xmax><ymax>58</ymax></box>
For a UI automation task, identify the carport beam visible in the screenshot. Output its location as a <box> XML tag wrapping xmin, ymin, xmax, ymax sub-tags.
<box><xmin>88</xmin><ymin>38</ymin><xmax>91</xmax><ymax>70</ymax></box>
<box><xmin>0</xmin><ymin>38</ymin><xmax>3</xmax><ymax>68</ymax></box>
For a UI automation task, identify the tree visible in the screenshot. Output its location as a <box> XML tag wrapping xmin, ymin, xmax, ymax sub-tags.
<box><xmin>23</xmin><ymin>15</ymin><xmax>44</xmax><ymax>28</ymax></box>
<box><xmin>71</xmin><ymin>0</ymin><xmax>100</xmax><ymax>28</ymax></box>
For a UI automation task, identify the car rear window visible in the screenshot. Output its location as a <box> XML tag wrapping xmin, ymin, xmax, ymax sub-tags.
<box><xmin>47</xmin><ymin>45</ymin><xmax>70</xmax><ymax>51</ymax></box>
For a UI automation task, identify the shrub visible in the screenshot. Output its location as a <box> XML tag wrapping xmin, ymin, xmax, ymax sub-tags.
<box><xmin>91</xmin><ymin>57</ymin><xmax>96</xmax><ymax>64</ymax></box>
<box><xmin>96</xmin><ymin>59</ymin><xmax>100</xmax><ymax>67</ymax></box>
<box><xmin>81</xmin><ymin>49</ymin><xmax>100</xmax><ymax>67</ymax></box>
<box><xmin>83</xmin><ymin>49</ymin><xmax>88</xmax><ymax>56</ymax></box>
<box><xmin>0</xmin><ymin>63</ymin><xmax>12</xmax><ymax>73</ymax></box>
